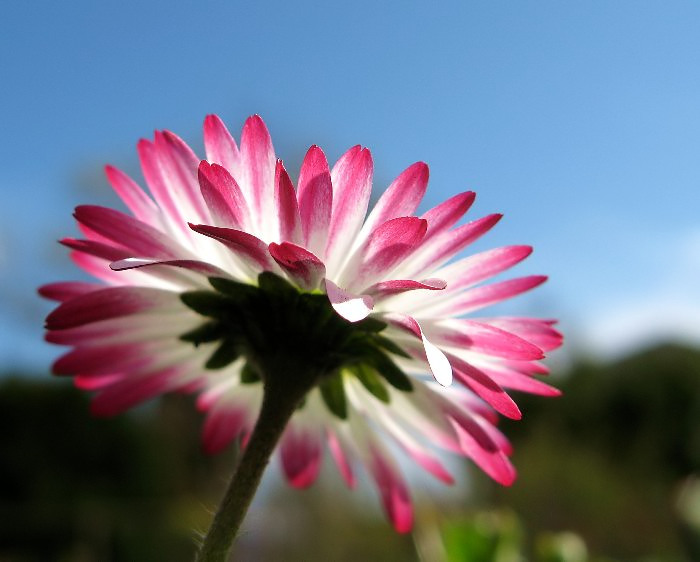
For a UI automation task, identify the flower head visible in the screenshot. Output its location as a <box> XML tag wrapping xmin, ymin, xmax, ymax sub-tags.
<box><xmin>42</xmin><ymin>115</ymin><xmax>562</xmax><ymax>532</ymax></box>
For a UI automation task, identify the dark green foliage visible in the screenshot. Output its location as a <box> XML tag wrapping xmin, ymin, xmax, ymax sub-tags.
<box><xmin>204</xmin><ymin>337</ymin><xmax>240</xmax><ymax>369</ymax></box>
<box><xmin>495</xmin><ymin>343</ymin><xmax>700</xmax><ymax>560</ymax></box>
<box><xmin>353</xmin><ymin>364</ymin><xmax>390</xmax><ymax>403</ymax></box>
<box><xmin>240</xmin><ymin>362</ymin><xmax>261</xmax><ymax>384</ymax></box>
<box><xmin>319</xmin><ymin>373</ymin><xmax>348</xmax><ymax>419</ymax></box>
<box><xmin>180</xmin><ymin>272</ymin><xmax>412</xmax><ymax>417</ymax></box>
<box><xmin>179</xmin><ymin>321</ymin><xmax>224</xmax><ymax>346</ymax></box>
<box><xmin>3</xmin><ymin>342</ymin><xmax>700</xmax><ymax>560</ymax></box>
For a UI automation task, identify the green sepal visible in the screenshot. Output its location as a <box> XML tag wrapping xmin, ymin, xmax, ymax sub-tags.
<box><xmin>372</xmin><ymin>335</ymin><xmax>411</xmax><ymax>358</ymax></box>
<box><xmin>319</xmin><ymin>372</ymin><xmax>347</xmax><ymax>419</ymax></box>
<box><xmin>208</xmin><ymin>277</ymin><xmax>258</xmax><ymax>302</ymax></box>
<box><xmin>355</xmin><ymin>316</ymin><xmax>387</xmax><ymax>333</ymax></box>
<box><xmin>352</xmin><ymin>365</ymin><xmax>390</xmax><ymax>403</ymax></box>
<box><xmin>240</xmin><ymin>362</ymin><xmax>261</xmax><ymax>384</ymax></box>
<box><xmin>257</xmin><ymin>271</ymin><xmax>298</xmax><ymax>297</ymax></box>
<box><xmin>205</xmin><ymin>337</ymin><xmax>240</xmax><ymax>370</ymax></box>
<box><xmin>366</xmin><ymin>350</ymin><xmax>413</xmax><ymax>392</ymax></box>
<box><xmin>180</xmin><ymin>291</ymin><xmax>231</xmax><ymax>318</ymax></box>
<box><xmin>179</xmin><ymin>321</ymin><xmax>224</xmax><ymax>346</ymax></box>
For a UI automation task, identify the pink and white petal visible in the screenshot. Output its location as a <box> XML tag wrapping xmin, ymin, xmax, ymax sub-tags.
<box><xmin>89</xmin><ymin>364</ymin><xmax>186</xmax><ymax>417</ymax></box>
<box><xmin>359</xmin><ymin>162</ymin><xmax>428</xmax><ymax>239</ymax></box>
<box><xmin>104</xmin><ymin>165</ymin><xmax>161</xmax><ymax>225</ymax></box>
<box><xmin>381</xmin><ymin>313</ymin><xmax>452</xmax><ymax>386</ymax></box>
<box><xmin>368</xmin><ymin>443</ymin><xmax>414</xmax><ymax>533</ymax></box>
<box><xmin>366</xmin><ymin>278</ymin><xmax>446</xmax><ymax>300</ymax></box>
<box><xmin>431</xmin><ymin>319</ymin><xmax>545</xmax><ymax>361</ymax></box>
<box><xmin>325</xmin><ymin>426</ymin><xmax>356</xmax><ymax>488</ymax></box>
<box><xmin>481</xmin><ymin>317</ymin><xmax>564</xmax><ymax>352</ymax></box>
<box><xmin>324</xmin><ymin>279</ymin><xmax>374</xmax><ymax>322</ymax></box>
<box><xmin>203</xmin><ymin>114</ymin><xmax>241</xmax><ymax>176</ymax></box>
<box><xmin>427</xmin><ymin>276</ymin><xmax>549</xmax><ymax>317</ymax></box>
<box><xmin>154</xmin><ymin>130</ymin><xmax>210</xmax><ymax>222</ymax></box>
<box><xmin>274</xmin><ymin>160</ymin><xmax>303</xmax><ymax>244</ymax></box>
<box><xmin>74</xmin><ymin>205</ymin><xmax>190</xmax><ymax>260</ymax></box>
<box><xmin>477</xmin><ymin>364</ymin><xmax>561</xmax><ymax>396</ymax></box>
<box><xmin>269</xmin><ymin>242</ymin><xmax>326</xmax><ymax>291</ymax></box>
<box><xmin>420</xmin><ymin>384</ymin><xmax>502</xmax><ymax>454</ymax></box>
<box><xmin>434</xmin><ymin>245</ymin><xmax>533</xmax><ymax>292</ymax></box>
<box><xmin>202</xmin><ymin>406</ymin><xmax>253</xmax><ymax>454</ymax></box>
<box><xmin>420</xmin><ymin>191</ymin><xmax>476</xmax><ymax>241</ymax></box>
<box><xmin>110</xmin><ymin>257</ymin><xmax>231</xmax><ymax>280</ymax></box>
<box><xmin>188</xmin><ymin>223</ymin><xmax>277</xmax><ymax>274</ymax></box>
<box><xmin>198</xmin><ymin>161</ymin><xmax>252</xmax><ymax>230</ymax></box>
<box><xmin>452</xmin><ymin>419</ymin><xmax>516</xmax><ymax>486</ymax></box>
<box><xmin>61</xmin><ymin>238</ymin><xmax>132</xmax><ymax>262</ymax></box>
<box><xmin>505</xmin><ymin>360</ymin><xmax>550</xmax><ymax>375</ymax></box>
<box><xmin>46</xmin><ymin>311</ymin><xmax>199</xmax><ymax>346</ymax></box>
<box><xmin>280</xmin><ymin>421</ymin><xmax>323</xmax><ymax>489</ymax></box>
<box><xmin>197</xmin><ymin>367</ymin><xmax>262</xmax><ymax>452</ymax></box>
<box><xmin>74</xmin><ymin>373</ymin><xmax>123</xmax><ymax>391</ymax></box>
<box><xmin>70</xmin><ymin>251</ymin><xmax>189</xmax><ymax>291</ymax></box>
<box><xmin>446</xmin><ymin>353</ymin><xmax>521</xmax><ymax>420</ymax></box>
<box><xmin>344</xmin><ymin>217</ymin><xmax>427</xmax><ymax>292</ymax></box>
<box><xmin>325</xmin><ymin>146</ymin><xmax>373</xmax><ymax>274</ymax></box>
<box><xmin>297</xmin><ymin>145</ymin><xmax>333</xmax><ymax>258</ymax></box>
<box><xmin>137</xmin><ymin>138</ymin><xmax>193</xmax><ymax>245</ymax></box>
<box><xmin>45</xmin><ymin>286</ymin><xmax>180</xmax><ymax>330</ymax></box>
<box><xmin>346</xmin><ymin>411</ymin><xmax>413</xmax><ymax>532</ymax></box>
<box><xmin>239</xmin><ymin>115</ymin><xmax>276</xmax><ymax>239</ymax></box>
<box><xmin>381</xmin><ymin>383</ymin><xmax>464</xmax><ymax>454</ymax></box>
<box><xmin>38</xmin><ymin>281</ymin><xmax>103</xmax><ymax>302</ymax></box>
<box><xmin>346</xmin><ymin>378</ymin><xmax>453</xmax><ymax>484</ymax></box>
<box><xmin>77</xmin><ymin>222</ymin><xmax>118</xmax><ymax>246</ymax></box>
<box><xmin>52</xmin><ymin>342</ymin><xmax>153</xmax><ymax>376</ymax></box>
<box><xmin>70</xmin><ymin>251</ymin><xmax>140</xmax><ymax>286</ymax></box>
<box><xmin>403</xmin><ymin>214</ymin><xmax>502</xmax><ymax>280</ymax></box>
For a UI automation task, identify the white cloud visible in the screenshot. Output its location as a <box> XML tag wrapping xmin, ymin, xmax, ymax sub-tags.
<box><xmin>578</xmin><ymin>226</ymin><xmax>700</xmax><ymax>357</ymax></box>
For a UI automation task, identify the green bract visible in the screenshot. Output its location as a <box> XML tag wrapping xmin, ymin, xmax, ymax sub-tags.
<box><xmin>180</xmin><ymin>272</ymin><xmax>412</xmax><ymax>419</ymax></box>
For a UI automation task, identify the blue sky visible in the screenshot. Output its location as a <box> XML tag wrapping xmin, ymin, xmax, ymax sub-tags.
<box><xmin>2</xmin><ymin>1</ymin><xmax>699</xmax><ymax>371</ymax></box>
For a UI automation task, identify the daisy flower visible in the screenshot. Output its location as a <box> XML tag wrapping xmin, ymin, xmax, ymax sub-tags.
<box><xmin>41</xmin><ymin>114</ymin><xmax>561</xmax><ymax>554</ymax></box>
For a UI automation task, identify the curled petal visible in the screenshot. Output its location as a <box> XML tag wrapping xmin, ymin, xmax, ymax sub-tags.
<box><xmin>366</xmin><ymin>278</ymin><xmax>446</xmax><ymax>299</ymax></box>
<box><xmin>110</xmin><ymin>257</ymin><xmax>231</xmax><ymax>279</ymax></box>
<box><xmin>324</xmin><ymin>279</ymin><xmax>373</xmax><ymax>322</ymax></box>
<box><xmin>382</xmin><ymin>313</ymin><xmax>452</xmax><ymax>386</ymax></box>
<box><xmin>269</xmin><ymin>242</ymin><xmax>326</xmax><ymax>291</ymax></box>
<box><xmin>188</xmin><ymin>223</ymin><xmax>277</xmax><ymax>273</ymax></box>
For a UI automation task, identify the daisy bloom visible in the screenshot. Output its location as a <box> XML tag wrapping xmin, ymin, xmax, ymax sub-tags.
<box><xmin>41</xmin><ymin>114</ymin><xmax>562</xmax><ymax>559</ymax></box>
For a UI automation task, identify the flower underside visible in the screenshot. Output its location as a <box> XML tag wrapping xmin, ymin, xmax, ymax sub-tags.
<box><xmin>181</xmin><ymin>272</ymin><xmax>412</xmax><ymax>419</ymax></box>
<box><xmin>41</xmin><ymin>113</ymin><xmax>563</xmax><ymax>534</ymax></box>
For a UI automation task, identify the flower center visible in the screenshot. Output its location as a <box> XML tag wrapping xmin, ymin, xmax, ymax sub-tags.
<box><xmin>180</xmin><ymin>272</ymin><xmax>412</xmax><ymax>418</ymax></box>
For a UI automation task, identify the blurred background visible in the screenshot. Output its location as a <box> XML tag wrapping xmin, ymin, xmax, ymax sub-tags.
<box><xmin>1</xmin><ymin>1</ymin><xmax>699</xmax><ymax>560</ymax></box>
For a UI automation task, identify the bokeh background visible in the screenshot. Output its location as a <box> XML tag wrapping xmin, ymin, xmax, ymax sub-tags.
<box><xmin>2</xmin><ymin>2</ymin><xmax>699</xmax><ymax>560</ymax></box>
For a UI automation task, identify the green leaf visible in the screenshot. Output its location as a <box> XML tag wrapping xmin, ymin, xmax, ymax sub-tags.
<box><xmin>180</xmin><ymin>291</ymin><xmax>230</xmax><ymax>318</ymax></box>
<box><xmin>240</xmin><ymin>362</ymin><xmax>261</xmax><ymax>384</ymax></box>
<box><xmin>373</xmin><ymin>334</ymin><xmax>411</xmax><ymax>358</ymax></box>
<box><xmin>179</xmin><ymin>321</ymin><xmax>224</xmax><ymax>346</ymax></box>
<box><xmin>257</xmin><ymin>271</ymin><xmax>297</xmax><ymax>296</ymax></box>
<box><xmin>209</xmin><ymin>277</ymin><xmax>258</xmax><ymax>302</ymax></box>
<box><xmin>205</xmin><ymin>338</ymin><xmax>240</xmax><ymax>370</ymax></box>
<box><xmin>319</xmin><ymin>373</ymin><xmax>347</xmax><ymax>419</ymax></box>
<box><xmin>353</xmin><ymin>365</ymin><xmax>390</xmax><ymax>403</ymax></box>
<box><xmin>367</xmin><ymin>350</ymin><xmax>413</xmax><ymax>392</ymax></box>
<box><xmin>355</xmin><ymin>316</ymin><xmax>387</xmax><ymax>333</ymax></box>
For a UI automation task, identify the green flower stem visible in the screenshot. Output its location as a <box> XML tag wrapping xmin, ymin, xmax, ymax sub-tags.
<box><xmin>196</xmin><ymin>371</ymin><xmax>315</xmax><ymax>562</ymax></box>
